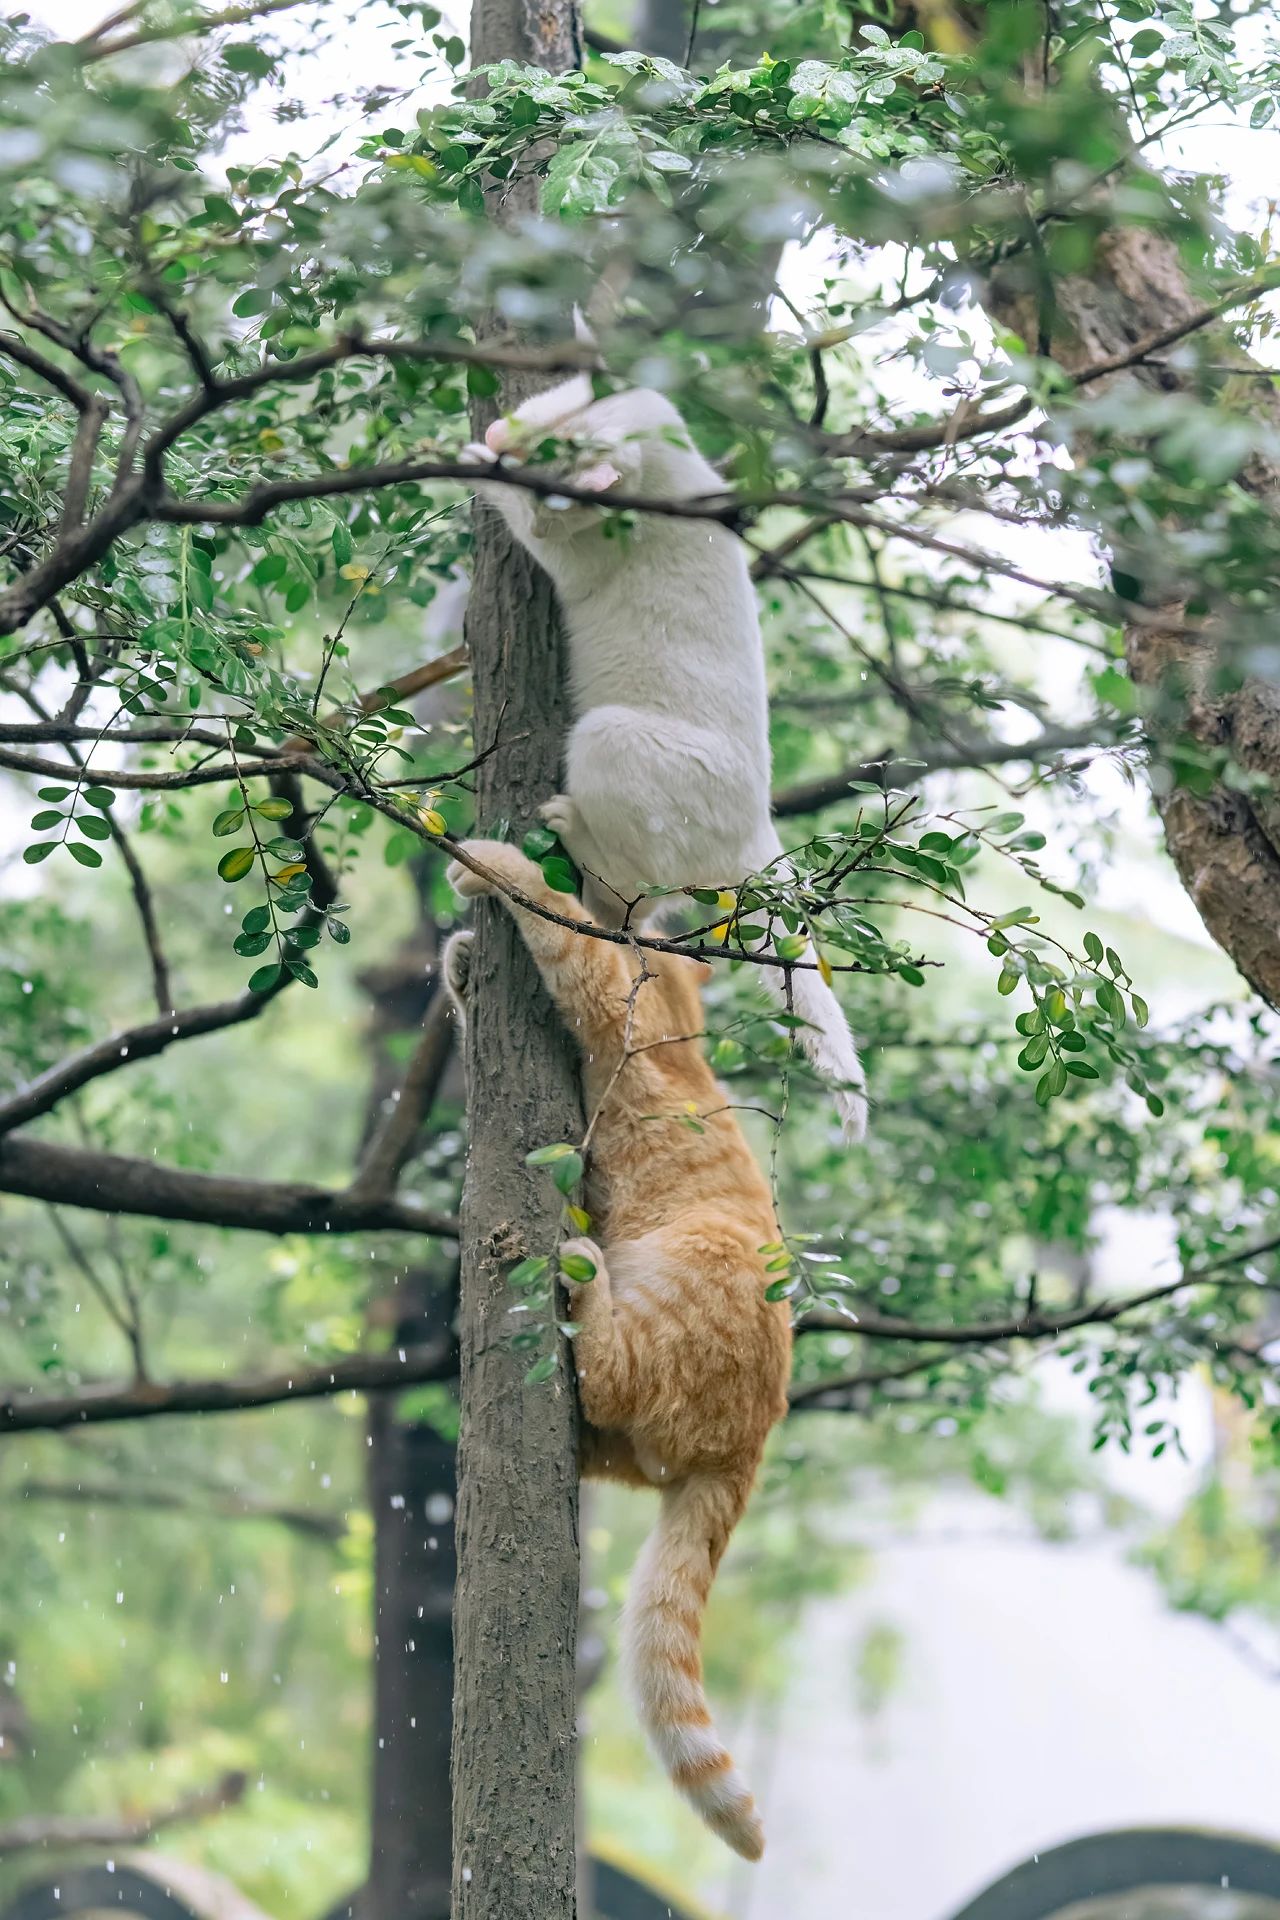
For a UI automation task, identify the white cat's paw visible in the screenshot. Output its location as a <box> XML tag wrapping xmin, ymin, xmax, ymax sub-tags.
<box><xmin>558</xmin><ymin>1237</ymin><xmax>605</xmax><ymax>1287</ymax></box>
<box><xmin>462</xmin><ymin>440</ymin><xmax>499</xmax><ymax>467</ymax></box>
<box><xmin>572</xmin><ymin>458</ymin><xmax>622</xmax><ymax>494</ymax></box>
<box><xmin>539</xmin><ymin>793</ymin><xmax>580</xmax><ymax>840</ymax></box>
<box><xmin>441</xmin><ymin>930</ymin><xmax>474</xmax><ymax>1010</ymax></box>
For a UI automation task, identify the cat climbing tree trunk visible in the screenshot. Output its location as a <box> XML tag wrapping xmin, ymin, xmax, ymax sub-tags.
<box><xmin>451</xmin><ymin>4</ymin><xmax>585</xmax><ymax>1918</ymax></box>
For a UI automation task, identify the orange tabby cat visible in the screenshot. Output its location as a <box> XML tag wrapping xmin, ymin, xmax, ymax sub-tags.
<box><xmin>443</xmin><ymin>839</ymin><xmax>792</xmax><ymax>1861</ymax></box>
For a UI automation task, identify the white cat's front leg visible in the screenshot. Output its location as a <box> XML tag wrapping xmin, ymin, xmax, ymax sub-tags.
<box><xmin>538</xmin><ymin>793</ymin><xmax>625</xmax><ymax>921</ymax></box>
<box><xmin>462</xmin><ymin>440</ymin><xmax>538</xmax><ymax>543</ymax></box>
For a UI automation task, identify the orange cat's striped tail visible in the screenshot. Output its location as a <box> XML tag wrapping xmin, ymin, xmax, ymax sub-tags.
<box><xmin>620</xmin><ymin>1472</ymin><xmax>764</xmax><ymax>1861</ymax></box>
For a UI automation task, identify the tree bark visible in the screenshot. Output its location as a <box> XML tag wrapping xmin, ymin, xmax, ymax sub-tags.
<box><xmin>451</xmin><ymin>4</ymin><xmax>585</xmax><ymax>1917</ymax></box>
<box><xmin>983</xmin><ymin>226</ymin><xmax>1280</xmax><ymax>1009</ymax></box>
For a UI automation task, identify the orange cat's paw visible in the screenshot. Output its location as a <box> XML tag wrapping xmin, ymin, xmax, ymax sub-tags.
<box><xmin>447</xmin><ymin>839</ymin><xmax>512</xmax><ymax>899</ymax></box>
<box><xmin>558</xmin><ymin>1237</ymin><xmax>605</xmax><ymax>1287</ymax></box>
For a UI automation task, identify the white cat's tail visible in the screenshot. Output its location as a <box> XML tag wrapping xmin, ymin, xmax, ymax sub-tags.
<box><xmin>749</xmin><ymin>830</ymin><xmax>868</xmax><ymax>1139</ymax></box>
<box><xmin>782</xmin><ymin>959</ymin><xmax>869</xmax><ymax>1141</ymax></box>
<box><xmin>621</xmin><ymin>1472</ymin><xmax>765</xmax><ymax>1862</ymax></box>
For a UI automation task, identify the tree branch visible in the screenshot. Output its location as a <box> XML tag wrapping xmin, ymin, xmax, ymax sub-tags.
<box><xmin>73</xmin><ymin>0</ymin><xmax>305</xmax><ymax>61</ymax></box>
<box><xmin>772</xmin><ymin>721</ymin><xmax>1116</xmax><ymax>815</ymax></box>
<box><xmin>0</xmin><ymin>1337</ymin><xmax>456</xmax><ymax>1435</ymax></box>
<box><xmin>796</xmin><ymin>1232</ymin><xmax>1280</xmax><ymax>1345</ymax></box>
<box><xmin>348</xmin><ymin>988</ymin><xmax>456</xmax><ymax>1203</ymax></box>
<box><xmin>0</xmin><ymin>1772</ymin><xmax>248</xmax><ymax>1855</ymax></box>
<box><xmin>8</xmin><ymin>1475</ymin><xmax>347</xmax><ymax>1540</ymax></box>
<box><xmin>0</xmin><ymin>1134</ymin><xmax>458</xmax><ymax>1238</ymax></box>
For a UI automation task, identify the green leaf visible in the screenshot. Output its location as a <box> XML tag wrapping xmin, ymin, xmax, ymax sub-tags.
<box><xmin>253</xmin><ymin>796</ymin><xmax>294</xmax><ymax>819</ymax></box>
<box><xmin>1083</xmin><ymin>931</ymin><xmax>1104</xmax><ymax>964</ymax></box>
<box><xmin>541</xmin><ymin>855</ymin><xmax>579</xmax><ymax>894</ymax></box>
<box><xmin>522</xmin><ymin>825</ymin><xmax>559</xmax><ymax>861</ymax></box>
<box><xmin>552</xmin><ymin>1151</ymin><xmax>584</xmax><ymax>1195</ymax></box>
<box><xmin>242</xmin><ymin>905</ymin><xmax>271</xmax><ymax>934</ymax></box>
<box><xmin>326</xmin><ymin>916</ymin><xmax>352</xmax><ymax>944</ymax></box>
<box><xmin>1146</xmin><ymin>1093</ymin><xmax>1165</xmax><ymax>1117</ymax></box>
<box><xmin>1065</xmin><ymin>1060</ymin><xmax>1100</xmax><ymax>1078</ymax></box>
<box><xmin>251</xmin><ymin>553</ymin><xmax>288</xmax><ymax>584</ymax></box>
<box><xmin>991</xmin><ymin>907</ymin><xmax>1037</xmax><ymax>930</ymax></box>
<box><xmin>82</xmin><ymin>787</ymin><xmax>116</xmax><ymax>811</ymax></box>
<box><xmin>467</xmin><ymin>364</ymin><xmax>501</xmax><ymax>397</ymax></box>
<box><xmin>231</xmin><ymin>285</ymin><xmax>273</xmax><ymax>317</ymax></box>
<box><xmin>23</xmin><ymin>841</ymin><xmax>58</xmax><ymax>864</ymax></box>
<box><xmin>36</xmin><ymin>786</ymin><xmax>71</xmax><ymax>802</ymax></box>
<box><xmin>286</xmin><ymin>960</ymin><xmax>319</xmax><ymax>987</ymax></box>
<box><xmin>510</xmin><ymin>1256</ymin><xmax>551</xmax><ymax>1289</ymax></box>
<box><xmin>526</xmin><ymin>1143</ymin><xmax>577</xmax><ymax>1165</ymax></box>
<box><xmin>29</xmin><ymin>810</ymin><xmax>64</xmax><ymax>830</ymax></box>
<box><xmin>247</xmin><ymin>963</ymin><xmax>284</xmax><ymax>993</ymax></box>
<box><xmin>1096</xmin><ymin>981</ymin><xmax>1126</xmax><ymax>1024</ymax></box>
<box><xmin>67</xmin><ymin>842</ymin><xmax>103</xmax><ymax>868</ymax></box>
<box><xmin>75</xmin><ymin>814</ymin><xmax>111</xmax><ymax>841</ymax></box>
<box><xmin>1131</xmin><ymin>994</ymin><xmax>1149</xmax><ymax>1028</ymax></box>
<box><xmin>212</xmin><ymin>807</ymin><xmax>246</xmax><ymax>837</ymax></box>
<box><xmin>764</xmin><ymin>1278</ymin><xmax>799</xmax><ymax>1302</ymax></box>
<box><xmin>1017</xmin><ymin>1036</ymin><xmax>1049</xmax><ymax>1070</ymax></box>
<box><xmin>524</xmin><ymin>1353</ymin><xmax>558</xmax><ymax>1385</ymax></box>
<box><xmin>223</xmin><ymin>41</ymin><xmax>275</xmax><ymax>75</ymax></box>
<box><xmin>264</xmin><ymin>836</ymin><xmax>305</xmax><ymax>859</ymax></box>
<box><xmin>217</xmin><ymin>846</ymin><xmax>256</xmax><ymax>882</ymax></box>
<box><xmin>559</xmin><ymin>1252</ymin><xmax>597</xmax><ymax>1284</ymax></box>
<box><xmin>234</xmin><ymin>931</ymin><xmax>272</xmax><ymax>956</ymax></box>
<box><xmin>331</xmin><ymin>522</ymin><xmax>354</xmax><ymax>568</ymax></box>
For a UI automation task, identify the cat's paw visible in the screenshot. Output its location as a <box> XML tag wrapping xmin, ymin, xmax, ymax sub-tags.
<box><xmin>572</xmin><ymin>458</ymin><xmax>622</xmax><ymax>494</ymax></box>
<box><xmin>441</xmin><ymin>930</ymin><xmax>473</xmax><ymax>1015</ymax></box>
<box><xmin>447</xmin><ymin>837</ymin><xmax>540</xmax><ymax>900</ymax></box>
<box><xmin>538</xmin><ymin>793</ymin><xmax>580</xmax><ymax>840</ymax></box>
<box><xmin>462</xmin><ymin>440</ymin><xmax>499</xmax><ymax>467</ymax></box>
<box><xmin>558</xmin><ymin>1237</ymin><xmax>605</xmax><ymax>1288</ymax></box>
<box><xmin>446</xmin><ymin>854</ymin><xmax>493</xmax><ymax>901</ymax></box>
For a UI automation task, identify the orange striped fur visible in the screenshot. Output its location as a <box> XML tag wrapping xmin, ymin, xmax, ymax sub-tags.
<box><xmin>445</xmin><ymin>839</ymin><xmax>792</xmax><ymax>1861</ymax></box>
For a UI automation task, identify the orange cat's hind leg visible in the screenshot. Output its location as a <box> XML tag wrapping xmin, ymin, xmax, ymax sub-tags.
<box><xmin>579</xmin><ymin>1423</ymin><xmax>649</xmax><ymax>1487</ymax></box>
<box><xmin>559</xmin><ymin>1237</ymin><xmax>644</xmax><ymax>1432</ymax></box>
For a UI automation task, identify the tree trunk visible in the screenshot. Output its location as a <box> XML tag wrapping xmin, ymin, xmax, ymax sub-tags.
<box><xmin>369</xmin><ymin>1399</ymin><xmax>458</xmax><ymax>1920</ymax></box>
<box><xmin>983</xmin><ymin>225</ymin><xmax>1280</xmax><ymax>1008</ymax></box>
<box><xmin>356</xmin><ymin>877</ymin><xmax>460</xmax><ymax>1920</ymax></box>
<box><xmin>452</xmin><ymin>3</ymin><xmax>585</xmax><ymax>1916</ymax></box>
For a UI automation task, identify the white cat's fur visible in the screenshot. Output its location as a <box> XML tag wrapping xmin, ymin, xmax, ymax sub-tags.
<box><xmin>464</xmin><ymin>377</ymin><xmax>867</xmax><ymax>1139</ymax></box>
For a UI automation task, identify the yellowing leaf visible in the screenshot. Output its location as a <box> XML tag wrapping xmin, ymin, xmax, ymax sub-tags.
<box><xmin>420</xmin><ymin>808</ymin><xmax>447</xmax><ymax>834</ymax></box>
<box><xmin>710</xmin><ymin>921</ymin><xmax>730</xmax><ymax>944</ymax></box>
<box><xmin>271</xmin><ymin>861</ymin><xmax>308</xmax><ymax>884</ymax></box>
<box><xmin>716</xmin><ymin>890</ymin><xmax>737</xmax><ymax>910</ymax></box>
<box><xmin>817</xmin><ymin>950</ymin><xmax>834</xmax><ymax>987</ymax></box>
<box><xmin>564</xmin><ymin>1204</ymin><xmax>591</xmax><ymax>1232</ymax></box>
<box><xmin>339</xmin><ymin>563</ymin><xmax>370</xmax><ymax>582</ymax></box>
<box><xmin>257</xmin><ymin>428</ymin><xmax>285</xmax><ymax>452</ymax></box>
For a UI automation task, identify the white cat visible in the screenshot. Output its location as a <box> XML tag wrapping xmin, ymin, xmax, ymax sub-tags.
<box><xmin>464</xmin><ymin>378</ymin><xmax>868</xmax><ymax>1140</ymax></box>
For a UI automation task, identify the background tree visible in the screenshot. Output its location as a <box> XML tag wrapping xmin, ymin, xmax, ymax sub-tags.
<box><xmin>1</xmin><ymin>2</ymin><xmax>1279</xmax><ymax>1917</ymax></box>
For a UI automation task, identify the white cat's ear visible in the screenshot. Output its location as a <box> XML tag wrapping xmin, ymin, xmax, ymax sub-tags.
<box><xmin>572</xmin><ymin>305</ymin><xmax>597</xmax><ymax>348</ymax></box>
<box><xmin>574</xmin><ymin>459</ymin><xmax>623</xmax><ymax>493</ymax></box>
